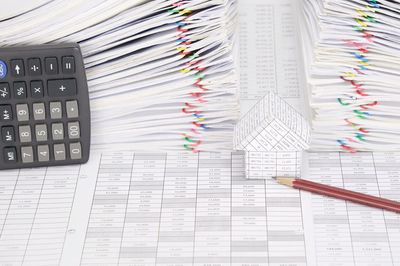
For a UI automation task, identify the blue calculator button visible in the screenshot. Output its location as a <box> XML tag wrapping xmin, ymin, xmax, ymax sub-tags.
<box><xmin>0</xmin><ymin>60</ymin><xmax>7</xmax><ymax>79</ymax></box>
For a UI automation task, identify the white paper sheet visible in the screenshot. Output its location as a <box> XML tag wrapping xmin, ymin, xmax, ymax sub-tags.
<box><xmin>238</xmin><ymin>0</ymin><xmax>304</xmax><ymax>114</ymax></box>
<box><xmin>0</xmin><ymin>149</ymin><xmax>399</xmax><ymax>265</ymax></box>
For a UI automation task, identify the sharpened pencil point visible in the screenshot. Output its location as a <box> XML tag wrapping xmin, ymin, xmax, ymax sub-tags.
<box><xmin>274</xmin><ymin>177</ymin><xmax>295</xmax><ymax>187</ymax></box>
<box><xmin>272</xmin><ymin>176</ymin><xmax>277</xmax><ymax>180</ymax></box>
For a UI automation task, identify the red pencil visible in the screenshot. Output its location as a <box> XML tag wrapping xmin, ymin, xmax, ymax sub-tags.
<box><xmin>273</xmin><ymin>177</ymin><xmax>400</xmax><ymax>213</ymax></box>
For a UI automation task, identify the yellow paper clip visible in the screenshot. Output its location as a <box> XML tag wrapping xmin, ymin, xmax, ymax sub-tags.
<box><xmin>359</xmin><ymin>61</ymin><xmax>370</xmax><ymax>66</ymax></box>
<box><xmin>345</xmin><ymin>72</ymin><xmax>356</xmax><ymax>77</ymax></box>
<box><xmin>356</xmin><ymin>9</ymin><xmax>367</xmax><ymax>17</ymax></box>
<box><xmin>356</xmin><ymin>18</ymin><xmax>367</xmax><ymax>27</ymax></box>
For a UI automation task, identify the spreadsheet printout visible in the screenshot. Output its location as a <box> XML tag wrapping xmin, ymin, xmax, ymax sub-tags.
<box><xmin>302</xmin><ymin>152</ymin><xmax>400</xmax><ymax>266</ymax></box>
<box><xmin>0</xmin><ymin>150</ymin><xmax>399</xmax><ymax>266</ymax></box>
<box><xmin>238</xmin><ymin>0</ymin><xmax>303</xmax><ymax>114</ymax></box>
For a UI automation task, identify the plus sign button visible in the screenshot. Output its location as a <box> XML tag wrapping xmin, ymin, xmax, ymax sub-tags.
<box><xmin>48</xmin><ymin>79</ymin><xmax>77</xmax><ymax>97</ymax></box>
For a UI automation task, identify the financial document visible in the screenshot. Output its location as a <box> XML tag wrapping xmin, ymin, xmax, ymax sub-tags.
<box><xmin>236</xmin><ymin>0</ymin><xmax>309</xmax><ymax>179</ymax></box>
<box><xmin>238</xmin><ymin>0</ymin><xmax>303</xmax><ymax>114</ymax></box>
<box><xmin>0</xmin><ymin>150</ymin><xmax>399</xmax><ymax>265</ymax></box>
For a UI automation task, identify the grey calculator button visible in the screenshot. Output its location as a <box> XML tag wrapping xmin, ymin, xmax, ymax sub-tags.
<box><xmin>19</xmin><ymin>125</ymin><xmax>31</xmax><ymax>143</ymax></box>
<box><xmin>16</xmin><ymin>104</ymin><xmax>29</xmax><ymax>121</ymax></box>
<box><xmin>0</xmin><ymin>105</ymin><xmax>12</xmax><ymax>121</ymax></box>
<box><xmin>54</xmin><ymin>144</ymin><xmax>66</xmax><ymax>161</ymax></box>
<box><xmin>21</xmin><ymin>146</ymin><xmax>34</xmax><ymax>163</ymax></box>
<box><xmin>66</xmin><ymin>100</ymin><xmax>79</xmax><ymax>118</ymax></box>
<box><xmin>13</xmin><ymin>81</ymin><xmax>27</xmax><ymax>99</ymax></box>
<box><xmin>69</xmin><ymin>142</ymin><xmax>82</xmax><ymax>160</ymax></box>
<box><xmin>62</xmin><ymin>56</ymin><xmax>75</xmax><ymax>74</ymax></box>
<box><xmin>30</xmin><ymin>80</ymin><xmax>44</xmax><ymax>98</ymax></box>
<box><xmin>45</xmin><ymin>57</ymin><xmax>58</xmax><ymax>75</ymax></box>
<box><xmin>33</xmin><ymin>103</ymin><xmax>46</xmax><ymax>120</ymax></box>
<box><xmin>50</xmin><ymin>102</ymin><xmax>62</xmax><ymax>119</ymax></box>
<box><xmin>48</xmin><ymin>79</ymin><xmax>77</xmax><ymax>97</ymax></box>
<box><xmin>28</xmin><ymin>58</ymin><xmax>41</xmax><ymax>76</ymax></box>
<box><xmin>0</xmin><ymin>83</ymin><xmax>10</xmax><ymax>100</ymax></box>
<box><xmin>37</xmin><ymin>145</ymin><xmax>49</xmax><ymax>162</ymax></box>
<box><xmin>2</xmin><ymin>126</ymin><xmax>15</xmax><ymax>143</ymax></box>
<box><xmin>10</xmin><ymin>59</ymin><xmax>24</xmax><ymax>77</ymax></box>
<box><xmin>35</xmin><ymin>124</ymin><xmax>48</xmax><ymax>142</ymax></box>
<box><xmin>51</xmin><ymin>123</ymin><xmax>64</xmax><ymax>140</ymax></box>
<box><xmin>68</xmin><ymin>122</ymin><xmax>80</xmax><ymax>139</ymax></box>
<box><xmin>4</xmin><ymin>147</ymin><xmax>17</xmax><ymax>163</ymax></box>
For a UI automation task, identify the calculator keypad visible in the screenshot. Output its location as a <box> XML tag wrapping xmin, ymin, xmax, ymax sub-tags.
<box><xmin>0</xmin><ymin>44</ymin><xmax>90</xmax><ymax>169</ymax></box>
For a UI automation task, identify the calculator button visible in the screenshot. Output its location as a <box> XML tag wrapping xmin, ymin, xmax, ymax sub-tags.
<box><xmin>37</xmin><ymin>145</ymin><xmax>49</xmax><ymax>162</ymax></box>
<box><xmin>48</xmin><ymin>79</ymin><xmax>77</xmax><ymax>97</ymax></box>
<box><xmin>10</xmin><ymin>59</ymin><xmax>24</xmax><ymax>77</ymax></box>
<box><xmin>66</xmin><ymin>100</ymin><xmax>79</xmax><ymax>118</ymax></box>
<box><xmin>2</xmin><ymin>126</ymin><xmax>14</xmax><ymax>143</ymax></box>
<box><xmin>54</xmin><ymin>144</ymin><xmax>66</xmax><ymax>161</ymax></box>
<box><xmin>45</xmin><ymin>57</ymin><xmax>58</xmax><ymax>75</ymax></box>
<box><xmin>0</xmin><ymin>105</ymin><xmax>12</xmax><ymax>121</ymax></box>
<box><xmin>0</xmin><ymin>83</ymin><xmax>10</xmax><ymax>100</ymax></box>
<box><xmin>3</xmin><ymin>147</ymin><xmax>16</xmax><ymax>163</ymax></box>
<box><xmin>21</xmin><ymin>146</ymin><xmax>34</xmax><ymax>163</ymax></box>
<box><xmin>30</xmin><ymin>80</ymin><xmax>44</xmax><ymax>98</ymax></box>
<box><xmin>69</xmin><ymin>142</ymin><xmax>82</xmax><ymax>160</ymax></box>
<box><xmin>50</xmin><ymin>102</ymin><xmax>62</xmax><ymax>119</ymax></box>
<box><xmin>68</xmin><ymin>122</ymin><xmax>80</xmax><ymax>139</ymax></box>
<box><xmin>0</xmin><ymin>60</ymin><xmax>7</xmax><ymax>79</ymax></box>
<box><xmin>19</xmin><ymin>125</ymin><xmax>32</xmax><ymax>143</ymax></box>
<box><xmin>52</xmin><ymin>123</ymin><xmax>64</xmax><ymax>140</ymax></box>
<box><xmin>33</xmin><ymin>103</ymin><xmax>46</xmax><ymax>120</ymax></box>
<box><xmin>62</xmin><ymin>56</ymin><xmax>75</xmax><ymax>74</ymax></box>
<box><xmin>13</xmin><ymin>81</ymin><xmax>27</xmax><ymax>99</ymax></box>
<box><xmin>28</xmin><ymin>58</ymin><xmax>42</xmax><ymax>76</ymax></box>
<box><xmin>16</xmin><ymin>104</ymin><xmax>29</xmax><ymax>121</ymax></box>
<box><xmin>35</xmin><ymin>124</ymin><xmax>48</xmax><ymax>142</ymax></box>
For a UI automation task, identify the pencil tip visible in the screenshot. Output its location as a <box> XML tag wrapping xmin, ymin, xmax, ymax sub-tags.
<box><xmin>272</xmin><ymin>176</ymin><xmax>277</xmax><ymax>180</ymax></box>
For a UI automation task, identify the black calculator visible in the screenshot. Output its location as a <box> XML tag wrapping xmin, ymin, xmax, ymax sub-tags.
<box><xmin>0</xmin><ymin>43</ymin><xmax>90</xmax><ymax>169</ymax></box>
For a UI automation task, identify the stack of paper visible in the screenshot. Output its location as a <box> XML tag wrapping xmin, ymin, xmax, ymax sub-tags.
<box><xmin>298</xmin><ymin>0</ymin><xmax>400</xmax><ymax>152</ymax></box>
<box><xmin>0</xmin><ymin>0</ymin><xmax>239</xmax><ymax>151</ymax></box>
